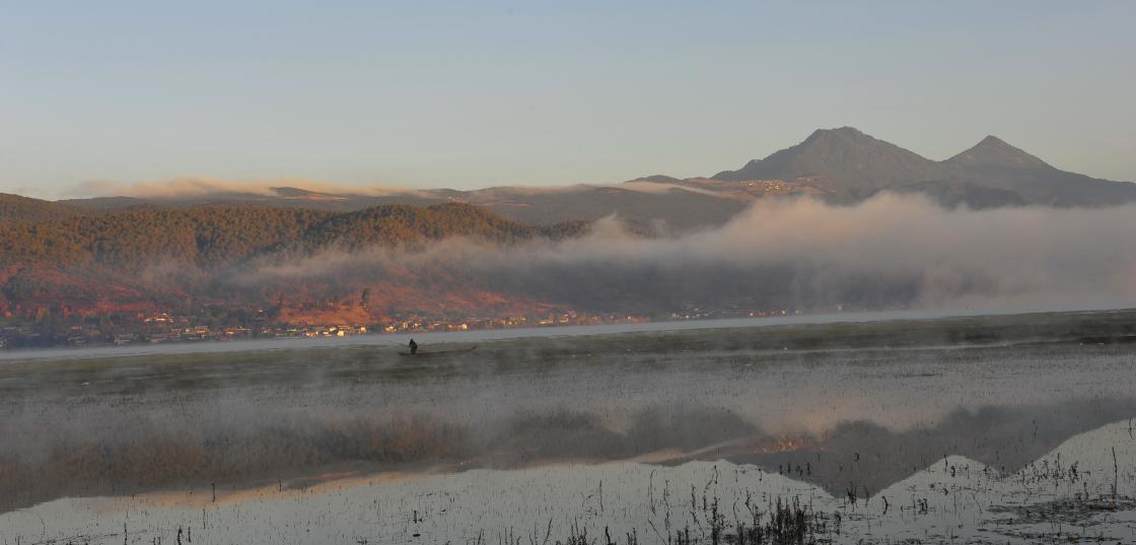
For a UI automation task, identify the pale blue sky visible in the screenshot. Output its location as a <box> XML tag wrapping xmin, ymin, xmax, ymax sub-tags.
<box><xmin>1</xmin><ymin>1</ymin><xmax>1134</xmax><ymax>198</ymax></box>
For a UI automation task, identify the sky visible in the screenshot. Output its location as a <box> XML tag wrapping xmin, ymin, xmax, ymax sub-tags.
<box><xmin>1</xmin><ymin>1</ymin><xmax>1134</xmax><ymax>198</ymax></box>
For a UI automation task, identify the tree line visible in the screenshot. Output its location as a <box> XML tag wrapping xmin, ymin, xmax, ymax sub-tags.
<box><xmin>0</xmin><ymin>202</ymin><xmax>589</xmax><ymax>271</ymax></box>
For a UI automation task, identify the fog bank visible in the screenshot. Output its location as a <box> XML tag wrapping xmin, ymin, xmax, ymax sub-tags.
<box><xmin>240</xmin><ymin>194</ymin><xmax>1136</xmax><ymax>313</ymax></box>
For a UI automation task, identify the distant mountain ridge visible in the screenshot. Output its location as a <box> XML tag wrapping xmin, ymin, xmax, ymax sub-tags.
<box><xmin>711</xmin><ymin>126</ymin><xmax>1136</xmax><ymax>207</ymax></box>
<box><xmin>56</xmin><ymin>183</ymin><xmax>748</xmax><ymax>233</ymax></box>
<box><xmin>8</xmin><ymin>127</ymin><xmax>1135</xmax><ymax>231</ymax></box>
<box><xmin>0</xmin><ymin>193</ymin><xmax>87</xmax><ymax>223</ymax></box>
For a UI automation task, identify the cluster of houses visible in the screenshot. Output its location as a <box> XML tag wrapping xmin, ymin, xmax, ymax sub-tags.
<box><xmin>0</xmin><ymin>319</ymin><xmax>373</xmax><ymax>349</ymax></box>
<box><xmin>128</xmin><ymin>322</ymin><xmax>371</xmax><ymax>345</ymax></box>
<box><xmin>378</xmin><ymin>311</ymin><xmax>646</xmax><ymax>334</ymax></box>
<box><xmin>1</xmin><ymin>306</ymin><xmax>826</xmax><ymax>351</ymax></box>
<box><xmin>668</xmin><ymin>307</ymin><xmax>802</xmax><ymax>321</ymax></box>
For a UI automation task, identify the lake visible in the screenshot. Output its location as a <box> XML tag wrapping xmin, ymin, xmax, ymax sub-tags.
<box><xmin>2</xmin><ymin>309</ymin><xmax>1135</xmax><ymax>543</ymax></box>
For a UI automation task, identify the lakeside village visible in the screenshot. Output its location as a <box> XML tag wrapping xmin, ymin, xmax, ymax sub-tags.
<box><xmin>0</xmin><ymin>305</ymin><xmax>813</xmax><ymax>350</ymax></box>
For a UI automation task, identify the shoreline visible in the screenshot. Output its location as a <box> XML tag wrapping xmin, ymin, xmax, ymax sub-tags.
<box><xmin>4</xmin><ymin>304</ymin><xmax>1135</xmax><ymax>363</ymax></box>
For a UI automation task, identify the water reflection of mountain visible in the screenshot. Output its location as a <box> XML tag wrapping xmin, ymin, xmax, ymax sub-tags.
<box><xmin>3</xmin><ymin>397</ymin><xmax>1133</xmax><ymax>514</ymax></box>
<box><xmin>5</xmin><ymin>414</ymin><xmax>1134</xmax><ymax>545</ymax></box>
<box><xmin>711</xmin><ymin>398</ymin><xmax>1134</xmax><ymax>496</ymax></box>
<box><xmin>492</xmin><ymin>398</ymin><xmax>1136</xmax><ymax>497</ymax></box>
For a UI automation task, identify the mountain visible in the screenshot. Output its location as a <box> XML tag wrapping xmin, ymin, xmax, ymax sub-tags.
<box><xmin>0</xmin><ymin>203</ymin><xmax>583</xmax><ymax>271</ymax></box>
<box><xmin>939</xmin><ymin>135</ymin><xmax>1136</xmax><ymax>207</ymax></box>
<box><xmin>713</xmin><ymin>127</ymin><xmax>940</xmax><ymax>200</ymax></box>
<box><xmin>945</xmin><ymin>135</ymin><xmax>1050</xmax><ymax>169</ymax></box>
<box><xmin>0</xmin><ymin>193</ymin><xmax>85</xmax><ymax>223</ymax></box>
<box><xmin>885</xmin><ymin>180</ymin><xmax>1027</xmax><ymax>209</ymax></box>
<box><xmin>460</xmin><ymin>184</ymin><xmax>750</xmax><ymax>233</ymax></box>
<box><xmin>61</xmin><ymin>184</ymin><xmax>748</xmax><ymax>234</ymax></box>
<box><xmin>711</xmin><ymin>127</ymin><xmax>1136</xmax><ymax>208</ymax></box>
<box><xmin>295</xmin><ymin>202</ymin><xmax>587</xmax><ymax>252</ymax></box>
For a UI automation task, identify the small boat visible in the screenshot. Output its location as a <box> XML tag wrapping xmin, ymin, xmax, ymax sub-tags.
<box><xmin>398</xmin><ymin>345</ymin><xmax>478</xmax><ymax>356</ymax></box>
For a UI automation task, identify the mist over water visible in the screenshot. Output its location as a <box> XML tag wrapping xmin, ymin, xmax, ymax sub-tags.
<box><xmin>4</xmin><ymin>313</ymin><xmax>1136</xmax><ymax>509</ymax></box>
<box><xmin>3</xmin><ymin>311</ymin><xmax>1136</xmax><ymax>543</ymax></box>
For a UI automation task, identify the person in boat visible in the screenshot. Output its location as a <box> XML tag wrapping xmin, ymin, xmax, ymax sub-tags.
<box><xmin>408</xmin><ymin>338</ymin><xmax>418</xmax><ymax>355</ymax></box>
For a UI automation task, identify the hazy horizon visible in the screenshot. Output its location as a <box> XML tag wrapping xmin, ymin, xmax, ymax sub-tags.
<box><xmin>14</xmin><ymin>124</ymin><xmax>1136</xmax><ymax>201</ymax></box>
<box><xmin>3</xmin><ymin>2</ymin><xmax>1135</xmax><ymax>198</ymax></box>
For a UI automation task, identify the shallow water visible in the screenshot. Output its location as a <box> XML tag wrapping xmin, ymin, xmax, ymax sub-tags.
<box><xmin>4</xmin><ymin>421</ymin><xmax>1135</xmax><ymax>544</ymax></box>
<box><xmin>2</xmin><ymin>310</ymin><xmax>1136</xmax><ymax>543</ymax></box>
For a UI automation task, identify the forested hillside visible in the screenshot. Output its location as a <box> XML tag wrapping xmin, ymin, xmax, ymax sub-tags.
<box><xmin>0</xmin><ymin>202</ymin><xmax>586</xmax><ymax>270</ymax></box>
<box><xmin>0</xmin><ymin>201</ymin><xmax>594</xmax><ymax>347</ymax></box>
<box><xmin>0</xmin><ymin>193</ymin><xmax>84</xmax><ymax>223</ymax></box>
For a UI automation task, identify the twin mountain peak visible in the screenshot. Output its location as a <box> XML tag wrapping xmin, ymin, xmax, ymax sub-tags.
<box><xmin>705</xmin><ymin>126</ymin><xmax>1128</xmax><ymax>207</ymax></box>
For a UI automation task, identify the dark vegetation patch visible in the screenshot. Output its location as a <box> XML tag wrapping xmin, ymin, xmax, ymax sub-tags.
<box><xmin>988</xmin><ymin>496</ymin><xmax>1136</xmax><ymax>526</ymax></box>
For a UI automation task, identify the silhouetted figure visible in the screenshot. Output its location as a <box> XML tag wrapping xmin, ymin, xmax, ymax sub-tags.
<box><xmin>408</xmin><ymin>338</ymin><xmax>418</xmax><ymax>355</ymax></box>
